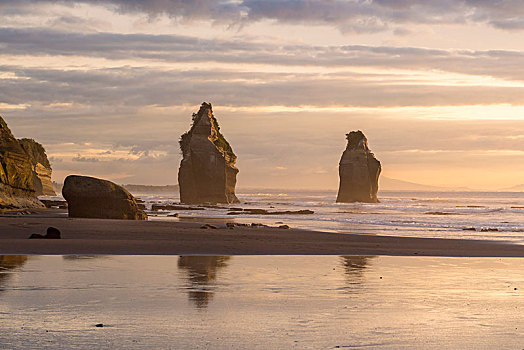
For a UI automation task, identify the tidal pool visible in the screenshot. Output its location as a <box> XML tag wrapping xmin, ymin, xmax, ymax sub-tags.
<box><xmin>0</xmin><ymin>255</ymin><xmax>522</xmax><ymax>349</ymax></box>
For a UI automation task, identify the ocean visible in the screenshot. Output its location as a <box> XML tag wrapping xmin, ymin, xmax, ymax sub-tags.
<box><xmin>137</xmin><ymin>190</ymin><xmax>524</xmax><ymax>244</ymax></box>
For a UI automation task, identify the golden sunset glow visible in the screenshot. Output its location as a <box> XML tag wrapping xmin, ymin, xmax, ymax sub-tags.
<box><xmin>1</xmin><ymin>1</ymin><xmax>523</xmax><ymax>190</ymax></box>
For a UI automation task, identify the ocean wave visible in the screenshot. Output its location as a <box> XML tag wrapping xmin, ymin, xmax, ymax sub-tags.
<box><xmin>137</xmin><ymin>190</ymin><xmax>524</xmax><ymax>243</ymax></box>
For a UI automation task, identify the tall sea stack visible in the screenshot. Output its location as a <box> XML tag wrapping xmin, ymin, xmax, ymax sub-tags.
<box><xmin>178</xmin><ymin>102</ymin><xmax>239</xmax><ymax>204</ymax></box>
<box><xmin>18</xmin><ymin>138</ymin><xmax>56</xmax><ymax>196</ymax></box>
<box><xmin>336</xmin><ymin>130</ymin><xmax>381</xmax><ymax>203</ymax></box>
<box><xmin>0</xmin><ymin>116</ymin><xmax>42</xmax><ymax>208</ymax></box>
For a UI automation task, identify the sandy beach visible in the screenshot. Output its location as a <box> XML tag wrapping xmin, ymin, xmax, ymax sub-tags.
<box><xmin>1</xmin><ymin>209</ymin><xmax>523</xmax><ymax>256</ymax></box>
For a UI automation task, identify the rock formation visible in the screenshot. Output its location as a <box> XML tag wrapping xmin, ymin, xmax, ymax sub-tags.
<box><xmin>336</xmin><ymin>130</ymin><xmax>381</xmax><ymax>203</ymax></box>
<box><xmin>178</xmin><ymin>102</ymin><xmax>239</xmax><ymax>204</ymax></box>
<box><xmin>18</xmin><ymin>138</ymin><xmax>56</xmax><ymax>196</ymax></box>
<box><xmin>62</xmin><ymin>175</ymin><xmax>147</xmax><ymax>220</ymax></box>
<box><xmin>0</xmin><ymin>116</ymin><xmax>43</xmax><ymax>208</ymax></box>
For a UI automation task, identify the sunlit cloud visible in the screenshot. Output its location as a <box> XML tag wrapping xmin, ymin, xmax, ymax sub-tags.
<box><xmin>0</xmin><ymin>0</ymin><xmax>523</xmax><ymax>190</ymax></box>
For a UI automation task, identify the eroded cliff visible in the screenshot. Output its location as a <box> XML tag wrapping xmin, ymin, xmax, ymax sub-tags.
<box><xmin>18</xmin><ymin>138</ymin><xmax>56</xmax><ymax>196</ymax></box>
<box><xmin>0</xmin><ymin>116</ymin><xmax>42</xmax><ymax>208</ymax></box>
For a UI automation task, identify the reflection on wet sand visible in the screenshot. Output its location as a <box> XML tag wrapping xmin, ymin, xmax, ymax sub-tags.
<box><xmin>178</xmin><ymin>256</ymin><xmax>230</xmax><ymax>308</ymax></box>
<box><xmin>0</xmin><ymin>255</ymin><xmax>28</xmax><ymax>292</ymax></box>
<box><xmin>339</xmin><ymin>256</ymin><xmax>374</xmax><ymax>286</ymax></box>
<box><xmin>62</xmin><ymin>255</ymin><xmax>107</xmax><ymax>260</ymax></box>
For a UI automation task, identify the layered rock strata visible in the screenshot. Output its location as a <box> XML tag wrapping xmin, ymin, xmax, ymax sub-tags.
<box><xmin>18</xmin><ymin>138</ymin><xmax>56</xmax><ymax>196</ymax></box>
<box><xmin>336</xmin><ymin>130</ymin><xmax>381</xmax><ymax>203</ymax></box>
<box><xmin>178</xmin><ymin>102</ymin><xmax>239</xmax><ymax>204</ymax></box>
<box><xmin>0</xmin><ymin>116</ymin><xmax>42</xmax><ymax>208</ymax></box>
<box><xmin>62</xmin><ymin>175</ymin><xmax>147</xmax><ymax>220</ymax></box>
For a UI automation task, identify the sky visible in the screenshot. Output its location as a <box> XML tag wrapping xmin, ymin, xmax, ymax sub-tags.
<box><xmin>0</xmin><ymin>0</ymin><xmax>523</xmax><ymax>190</ymax></box>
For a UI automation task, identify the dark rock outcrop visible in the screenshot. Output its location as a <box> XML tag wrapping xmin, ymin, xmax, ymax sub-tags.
<box><xmin>227</xmin><ymin>208</ymin><xmax>314</xmax><ymax>215</ymax></box>
<box><xmin>336</xmin><ymin>130</ymin><xmax>381</xmax><ymax>203</ymax></box>
<box><xmin>0</xmin><ymin>116</ymin><xmax>42</xmax><ymax>209</ymax></box>
<box><xmin>178</xmin><ymin>102</ymin><xmax>239</xmax><ymax>204</ymax></box>
<box><xmin>40</xmin><ymin>199</ymin><xmax>67</xmax><ymax>209</ymax></box>
<box><xmin>151</xmin><ymin>204</ymin><xmax>205</xmax><ymax>211</ymax></box>
<box><xmin>29</xmin><ymin>227</ymin><xmax>61</xmax><ymax>239</ymax></box>
<box><xmin>18</xmin><ymin>138</ymin><xmax>56</xmax><ymax>196</ymax></box>
<box><xmin>62</xmin><ymin>175</ymin><xmax>147</xmax><ymax>220</ymax></box>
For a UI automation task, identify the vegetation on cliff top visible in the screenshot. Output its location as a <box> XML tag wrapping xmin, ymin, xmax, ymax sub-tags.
<box><xmin>179</xmin><ymin>102</ymin><xmax>236</xmax><ymax>159</ymax></box>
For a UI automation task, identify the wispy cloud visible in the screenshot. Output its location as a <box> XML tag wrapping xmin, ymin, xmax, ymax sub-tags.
<box><xmin>1</xmin><ymin>1</ymin><xmax>523</xmax><ymax>189</ymax></box>
<box><xmin>3</xmin><ymin>0</ymin><xmax>524</xmax><ymax>32</ymax></box>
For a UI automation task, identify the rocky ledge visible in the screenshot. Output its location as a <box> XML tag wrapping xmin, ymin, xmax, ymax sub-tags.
<box><xmin>62</xmin><ymin>175</ymin><xmax>147</xmax><ymax>220</ymax></box>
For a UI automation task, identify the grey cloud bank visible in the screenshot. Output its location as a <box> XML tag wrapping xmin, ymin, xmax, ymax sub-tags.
<box><xmin>1</xmin><ymin>28</ymin><xmax>524</xmax><ymax>81</ymax></box>
<box><xmin>3</xmin><ymin>0</ymin><xmax>524</xmax><ymax>31</ymax></box>
<box><xmin>3</xmin><ymin>65</ymin><xmax>524</xmax><ymax>112</ymax></box>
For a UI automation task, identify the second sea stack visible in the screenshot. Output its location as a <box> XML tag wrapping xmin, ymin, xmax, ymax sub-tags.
<box><xmin>178</xmin><ymin>102</ymin><xmax>239</xmax><ymax>204</ymax></box>
<box><xmin>336</xmin><ymin>130</ymin><xmax>381</xmax><ymax>203</ymax></box>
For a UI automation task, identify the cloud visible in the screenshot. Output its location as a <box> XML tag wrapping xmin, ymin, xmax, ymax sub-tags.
<box><xmin>1</xmin><ymin>28</ymin><xmax>524</xmax><ymax>82</ymax></box>
<box><xmin>3</xmin><ymin>0</ymin><xmax>524</xmax><ymax>32</ymax></box>
<box><xmin>1</xmin><ymin>2</ymin><xmax>523</xmax><ymax>189</ymax></box>
<box><xmin>72</xmin><ymin>154</ymin><xmax>100</xmax><ymax>162</ymax></box>
<box><xmin>2</xmin><ymin>64</ymin><xmax>524</xmax><ymax>115</ymax></box>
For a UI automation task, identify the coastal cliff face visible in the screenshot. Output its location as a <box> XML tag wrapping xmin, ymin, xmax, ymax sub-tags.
<box><xmin>336</xmin><ymin>130</ymin><xmax>381</xmax><ymax>203</ymax></box>
<box><xmin>178</xmin><ymin>102</ymin><xmax>239</xmax><ymax>204</ymax></box>
<box><xmin>0</xmin><ymin>116</ymin><xmax>42</xmax><ymax>208</ymax></box>
<box><xmin>62</xmin><ymin>175</ymin><xmax>147</xmax><ymax>220</ymax></box>
<box><xmin>18</xmin><ymin>138</ymin><xmax>56</xmax><ymax>196</ymax></box>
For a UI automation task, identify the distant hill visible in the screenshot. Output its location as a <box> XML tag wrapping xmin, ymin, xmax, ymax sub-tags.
<box><xmin>379</xmin><ymin>177</ymin><xmax>472</xmax><ymax>191</ymax></box>
<box><xmin>52</xmin><ymin>181</ymin><xmax>63</xmax><ymax>194</ymax></box>
<box><xmin>500</xmin><ymin>184</ymin><xmax>524</xmax><ymax>192</ymax></box>
<box><xmin>122</xmin><ymin>184</ymin><xmax>179</xmax><ymax>194</ymax></box>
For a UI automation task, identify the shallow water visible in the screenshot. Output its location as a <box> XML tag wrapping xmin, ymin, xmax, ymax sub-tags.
<box><xmin>0</xmin><ymin>255</ymin><xmax>522</xmax><ymax>349</ymax></box>
<box><xmin>135</xmin><ymin>190</ymin><xmax>524</xmax><ymax>243</ymax></box>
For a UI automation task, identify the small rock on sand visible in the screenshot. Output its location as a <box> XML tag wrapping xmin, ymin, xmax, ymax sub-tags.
<box><xmin>28</xmin><ymin>227</ymin><xmax>61</xmax><ymax>239</ymax></box>
<box><xmin>200</xmin><ymin>224</ymin><xmax>218</xmax><ymax>229</ymax></box>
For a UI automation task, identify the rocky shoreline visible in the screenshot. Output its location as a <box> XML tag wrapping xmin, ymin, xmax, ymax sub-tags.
<box><xmin>0</xmin><ymin>208</ymin><xmax>523</xmax><ymax>256</ymax></box>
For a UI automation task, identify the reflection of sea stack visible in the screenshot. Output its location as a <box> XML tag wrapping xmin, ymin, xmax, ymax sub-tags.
<box><xmin>178</xmin><ymin>102</ymin><xmax>239</xmax><ymax>204</ymax></box>
<box><xmin>0</xmin><ymin>116</ymin><xmax>43</xmax><ymax>208</ymax></box>
<box><xmin>336</xmin><ymin>131</ymin><xmax>381</xmax><ymax>203</ymax></box>
<box><xmin>339</xmin><ymin>256</ymin><xmax>373</xmax><ymax>287</ymax></box>
<box><xmin>178</xmin><ymin>256</ymin><xmax>230</xmax><ymax>308</ymax></box>
<box><xmin>18</xmin><ymin>138</ymin><xmax>56</xmax><ymax>196</ymax></box>
<box><xmin>340</xmin><ymin>256</ymin><xmax>372</xmax><ymax>275</ymax></box>
<box><xmin>0</xmin><ymin>255</ymin><xmax>28</xmax><ymax>290</ymax></box>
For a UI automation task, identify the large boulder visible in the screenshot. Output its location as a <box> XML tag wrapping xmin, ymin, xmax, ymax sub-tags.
<box><xmin>336</xmin><ymin>130</ymin><xmax>381</xmax><ymax>203</ymax></box>
<box><xmin>0</xmin><ymin>116</ymin><xmax>42</xmax><ymax>208</ymax></box>
<box><xmin>62</xmin><ymin>175</ymin><xmax>147</xmax><ymax>220</ymax></box>
<box><xmin>18</xmin><ymin>138</ymin><xmax>56</xmax><ymax>196</ymax></box>
<box><xmin>178</xmin><ymin>102</ymin><xmax>239</xmax><ymax>204</ymax></box>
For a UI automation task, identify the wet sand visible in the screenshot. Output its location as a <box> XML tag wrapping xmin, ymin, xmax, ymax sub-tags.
<box><xmin>1</xmin><ymin>255</ymin><xmax>522</xmax><ymax>348</ymax></box>
<box><xmin>1</xmin><ymin>209</ymin><xmax>523</xmax><ymax>256</ymax></box>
